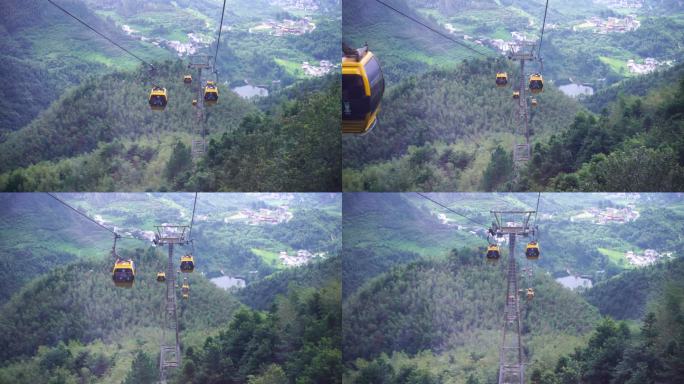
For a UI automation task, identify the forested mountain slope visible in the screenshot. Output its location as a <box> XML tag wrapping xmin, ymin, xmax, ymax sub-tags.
<box><xmin>343</xmin><ymin>59</ymin><xmax>684</xmax><ymax>192</ymax></box>
<box><xmin>0</xmin><ymin>60</ymin><xmax>253</xmax><ymax>173</ymax></box>
<box><xmin>342</xmin><ymin>58</ymin><xmax>583</xmax><ymax>191</ymax></box>
<box><xmin>177</xmin><ymin>280</ymin><xmax>342</xmax><ymax>384</ymax></box>
<box><xmin>343</xmin><ymin>0</ymin><xmax>490</xmax><ymax>83</ymax></box>
<box><xmin>534</xmin><ymin>270</ymin><xmax>684</xmax><ymax>384</ymax></box>
<box><xmin>0</xmin><ymin>249</ymin><xmax>342</xmax><ymax>384</ymax></box>
<box><xmin>341</xmin><ymin>193</ymin><xmax>491</xmax><ymax>296</ymax></box>
<box><xmin>0</xmin><ymin>193</ymin><xmax>118</xmax><ymax>301</ymax></box>
<box><xmin>583</xmin><ymin>257</ymin><xmax>684</xmax><ymax>320</ymax></box>
<box><xmin>343</xmin><ymin>253</ymin><xmax>601</xmax><ymax>381</ymax></box>
<box><xmin>0</xmin><ymin>247</ymin><xmax>241</xmax><ymax>362</ymax></box>
<box><xmin>343</xmin><ymin>58</ymin><xmax>580</xmax><ymax>169</ymax></box>
<box><xmin>237</xmin><ymin>256</ymin><xmax>340</xmax><ymax>310</ymax></box>
<box><xmin>0</xmin><ymin>67</ymin><xmax>341</xmax><ymax>191</ymax></box>
<box><xmin>584</xmin><ymin>63</ymin><xmax>684</xmax><ymax>113</ymax></box>
<box><xmin>0</xmin><ymin>0</ymin><xmax>169</xmax><ymax>132</ymax></box>
<box><xmin>526</xmin><ymin>70</ymin><xmax>684</xmax><ymax>191</ymax></box>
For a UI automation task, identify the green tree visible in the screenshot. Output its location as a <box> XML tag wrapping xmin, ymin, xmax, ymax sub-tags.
<box><xmin>481</xmin><ymin>145</ymin><xmax>513</xmax><ymax>191</ymax></box>
<box><xmin>165</xmin><ymin>141</ymin><xmax>192</xmax><ymax>185</ymax></box>
<box><xmin>124</xmin><ymin>350</ymin><xmax>157</xmax><ymax>384</ymax></box>
<box><xmin>247</xmin><ymin>364</ymin><xmax>287</xmax><ymax>384</ymax></box>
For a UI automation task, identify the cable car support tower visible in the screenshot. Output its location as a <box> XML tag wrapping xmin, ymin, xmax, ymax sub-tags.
<box><xmin>188</xmin><ymin>54</ymin><xmax>213</xmax><ymax>158</ymax></box>
<box><xmin>154</xmin><ymin>225</ymin><xmax>190</xmax><ymax>383</ymax></box>
<box><xmin>490</xmin><ymin>210</ymin><xmax>536</xmax><ymax>384</ymax></box>
<box><xmin>507</xmin><ymin>41</ymin><xmax>538</xmax><ymax>174</ymax></box>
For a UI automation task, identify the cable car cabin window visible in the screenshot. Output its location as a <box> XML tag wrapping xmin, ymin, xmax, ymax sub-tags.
<box><xmin>342</xmin><ymin>74</ymin><xmax>370</xmax><ymax>120</ymax></box>
<box><xmin>204</xmin><ymin>90</ymin><xmax>218</xmax><ymax>101</ymax></box>
<box><xmin>113</xmin><ymin>269</ymin><xmax>133</xmax><ymax>281</ymax></box>
<box><xmin>149</xmin><ymin>95</ymin><xmax>167</xmax><ymax>107</ymax></box>
<box><xmin>365</xmin><ymin>57</ymin><xmax>385</xmax><ymax>113</ymax></box>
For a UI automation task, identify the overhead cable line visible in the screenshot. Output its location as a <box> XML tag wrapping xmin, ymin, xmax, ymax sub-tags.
<box><xmin>213</xmin><ymin>0</ymin><xmax>228</xmax><ymax>73</ymax></box>
<box><xmin>537</xmin><ymin>0</ymin><xmax>550</xmax><ymax>58</ymax></box>
<box><xmin>372</xmin><ymin>0</ymin><xmax>491</xmax><ymax>58</ymax></box>
<box><xmin>47</xmin><ymin>0</ymin><xmax>156</xmax><ymax>70</ymax></box>
<box><xmin>188</xmin><ymin>192</ymin><xmax>198</xmax><ymax>239</ymax></box>
<box><xmin>415</xmin><ymin>192</ymin><xmax>488</xmax><ymax>228</ymax></box>
<box><xmin>532</xmin><ymin>192</ymin><xmax>542</xmax><ymax>230</ymax></box>
<box><xmin>46</xmin><ymin>193</ymin><xmax>137</xmax><ymax>240</ymax></box>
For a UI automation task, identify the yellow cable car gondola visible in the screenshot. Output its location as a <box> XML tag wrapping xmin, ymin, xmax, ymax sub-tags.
<box><xmin>180</xmin><ymin>254</ymin><xmax>194</xmax><ymax>273</ymax></box>
<box><xmin>526</xmin><ymin>241</ymin><xmax>540</xmax><ymax>260</ymax></box>
<box><xmin>183</xmin><ymin>75</ymin><xmax>192</xmax><ymax>84</ymax></box>
<box><xmin>526</xmin><ymin>288</ymin><xmax>535</xmax><ymax>301</ymax></box>
<box><xmin>512</xmin><ymin>91</ymin><xmax>520</xmax><ymax>99</ymax></box>
<box><xmin>181</xmin><ymin>283</ymin><xmax>190</xmax><ymax>299</ymax></box>
<box><xmin>204</xmin><ymin>81</ymin><xmax>218</xmax><ymax>105</ymax></box>
<box><xmin>529</xmin><ymin>73</ymin><xmax>544</xmax><ymax>94</ymax></box>
<box><xmin>496</xmin><ymin>72</ymin><xmax>508</xmax><ymax>87</ymax></box>
<box><xmin>112</xmin><ymin>259</ymin><xmax>135</xmax><ymax>288</ymax></box>
<box><xmin>486</xmin><ymin>244</ymin><xmax>501</xmax><ymax>261</ymax></box>
<box><xmin>531</xmin><ymin>97</ymin><xmax>538</xmax><ymax>107</ymax></box>
<box><xmin>342</xmin><ymin>45</ymin><xmax>385</xmax><ymax>135</ymax></box>
<box><xmin>156</xmin><ymin>272</ymin><xmax>166</xmax><ymax>282</ymax></box>
<box><xmin>149</xmin><ymin>86</ymin><xmax>168</xmax><ymax>111</ymax></box>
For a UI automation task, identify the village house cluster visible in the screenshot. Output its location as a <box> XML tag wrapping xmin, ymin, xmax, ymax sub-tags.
<box><xmin>239</xmin><ymin>206</ymin><xmax>293</xmax><ymax>225</ymax></box>
<box><xmin>250</xmin><ymin>17</ymin><xmax>315</xmax><ymax>36</ymax></box>
<box><xmin>279</xmin><ymin>249</ymin><xmax>326</xmax><ymax>267</ymax></box>
<box><xmin>271</xmin><ymin>0</ymin><xmax>320</xmax><ymax>12</ymax></box>
<box><xmin>302</xmin><ymin>60</ymin><xmax>336</xmax><ymax>77</ymax></box>
<box><xmin>594</xmin><ymin>0</ymin><xmax>643</xmax><ymax>9</ymax></box>
<box><xmin>627</xmin><ymin>58</ymin><xmax>673</xmax><ymax>75</ymax></box>
<box><xmin>120</xmin><ymin>24</ymin><xmax>211</xmax><ymax>57</ymax></box>
<box><xmin>625</xmin><ymin>249</ymin><xmax>673</xmax><ymax>267</ymax></box>
<box><xmin>574</xmin><ymin>15</ymin><xmax>640</xmax><ymax>34</ymax></box>
<box><xmin>572</xmin><ymin>206</ymin><xmax>640</xmax><ymax>224</ymax></box>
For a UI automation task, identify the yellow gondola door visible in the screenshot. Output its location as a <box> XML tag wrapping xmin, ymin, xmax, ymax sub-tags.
<box><xmin>204</xmin><ymin>81</ymin><xmax>219</xmax><ymax>105</ymax></box>
<box><xmin>496</xmin><ymin>72</ymin><xmax>508</xmax><ymax>87</ymax></box>
<box><xmin>180</xmin><ymin>254</ymin><xmax>194</xmax><ymax>272</ymax></box>
<box><xmin>112</xmin><ymin>259</ymin><xmax>135</xmax><ymax>288</ymax></box>
<box><xmin>526</xmin><ymin>241</ymin><xmax>540</xmax><ymax>260</ymax></box>
<box><xmin>529</xmin><ymin>74</ymin><xmax>544</xmax><ymax>94</ymax></box>
<box><xmin>342</xmin><ymin>49</ymin><xmax>384</xmax><ymax>134</ymax></box>
<box><xmin>149</xmin><ymin>87</ymin><xmax>168</xmax><ymax>111</ymax></box>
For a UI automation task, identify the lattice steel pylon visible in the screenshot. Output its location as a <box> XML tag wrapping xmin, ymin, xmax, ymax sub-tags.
<box><xmin>154</xmin><ymin>225</ymin><xmax>190</xmax><ymax>383</ymax></box>
<box><xmin>490</xmin><ymin>210</ymin><xmax>536</xmax><ymax>384</ymax></box>
<box><xmin>507</xmin><ymin>40</ymin><xmax>538</xmax><ymax>180</ymax></box>
<box><xmin>188</xmin><ymin>55</ymin><xmax>212</xmax><ymax>158</ymax></box>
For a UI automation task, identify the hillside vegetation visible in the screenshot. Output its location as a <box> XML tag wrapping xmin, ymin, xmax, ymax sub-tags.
<box><xmin>342</xmin><ymin>58</ymin><xmax>582</xmax><ymax>191</ymax></box>
<box><xmin>343</xmin><ymin>60</ymin><xmax>684</xmax><ymax>191</ymax></box>
<box><xmin>523</xmin><ymin>65</ymin><xmax>684</xmax><ymax>191</ymax></box>
<box><xmin>0</xmin><ymin>62</ymin><xmax>341</xmax><ymax>191</ymax></box>
<box><xmin>343</xmin><ymin>252</ymin><xmax>601</xmax><ymax>382</ymax></box>
<box><xmin>0</xmin><ymin>0</ymin><xmax>169</xmax><ymax>132</ymax></box>
<box><xmin>0</xmin><ymin>247</ymin><xmax>241</xmax><ymax>362</ymax></box>
<box><xmin>584</xmin><ymin>257</ymin><xmax>684</xmax><ymax>320</ymax></box>
<box><xmin>343</xmin><ymin>0</ymin><xmax>491</xmax><ymax>84</ymax></box>
<box><xmin>237</xmin><ymin>256</ymin><xmax>340</xmax><ymax>310</ymax></box>
<box><xmin>533</xmin><ymin>282</ymin><xmax>684</xmax><ymax>383</ymax></box>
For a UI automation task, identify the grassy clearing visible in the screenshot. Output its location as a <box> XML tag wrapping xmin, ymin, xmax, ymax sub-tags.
<box><xmin>251</xmin><ymin>248</ymin><xmax>283</xmax><ymax>267</ymax></box>
<box><xmin>274</xmin><ymin>58</ymin><xmax>306</xmax><ymax>78</ymax></box>
<box><xmin>599</xmin><ymin>56</ymin><xmax>635</xmax><ymax>77</ymax></box>
<box><xmin>597</xmin><ymin>247</ymin><xmax>635</xmax><ymax>269</ymax></box>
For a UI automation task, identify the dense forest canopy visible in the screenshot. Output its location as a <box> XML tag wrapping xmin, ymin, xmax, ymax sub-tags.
<box><xmin>341</xmin><ymin>192</ymin><xmax>684</xmax><ymax>383</ymax></box>
<box><xmin>343</xmin><ymin>60</ymin><xmax>684</xmax><ymax>192</ymax></box>
<box><xmin>0</xmin><ymin>0</ymin><xmax>341</xmax><ymax>192</ymax></box>
<box><xmin>0</xmin><ymin>192</ymin><xmax>342</xmax><ymax>383</ymax></box>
